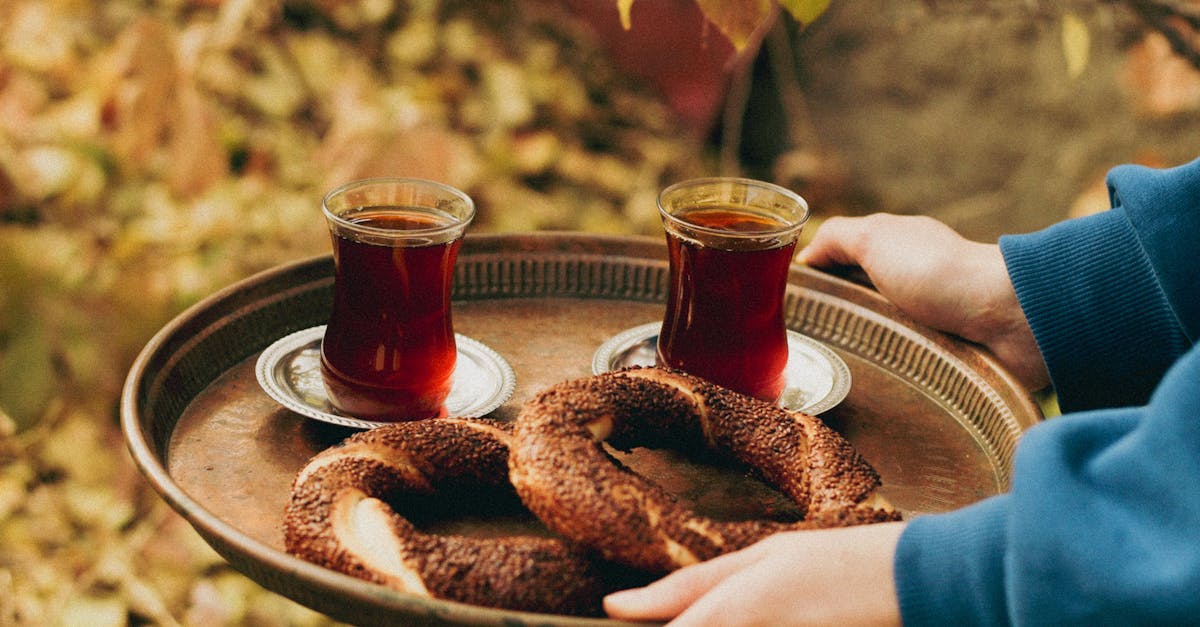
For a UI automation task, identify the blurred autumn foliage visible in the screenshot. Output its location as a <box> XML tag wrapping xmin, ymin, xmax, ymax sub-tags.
<box><xmin>0</xmin><ymin>0</ymin><xmax>713</xmax><ymax>622</ymax></box>
<box><xmin>0</xmin><ymin>0</ymin><xmax>719</xmax><ymax>422</ymax></box>
<box><xmin>3</xmin><ymin>0</ymin><xmax>1200</xmax><ymax>624</ymax></box>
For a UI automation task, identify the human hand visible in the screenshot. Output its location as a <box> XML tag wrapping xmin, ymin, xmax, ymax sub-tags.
<box><xmin>797</xmin><ymin>214</ymin><xmax>1049</xmax><ymax>391</ymax></box>
<box><xmin>604</xmin><ymin>522</ymin><xmax>907</xmax><ymax>627</ymax></box>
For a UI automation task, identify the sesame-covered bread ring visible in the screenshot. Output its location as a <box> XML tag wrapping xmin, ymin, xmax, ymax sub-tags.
<box><xmin>282</xmin><ymin>417</ymin><xmax>610</xmax><ymax>615</ymax></box>
<box><xmin>508</xmin><ymin>367</ymin><xmax>900</xmax><ymax>573</ymax></box>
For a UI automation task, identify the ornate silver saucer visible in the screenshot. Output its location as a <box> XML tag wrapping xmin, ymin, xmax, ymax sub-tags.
<box><xmin>256</xmin><ymin>325</ymin><xmax>515</xmax><ymax>429</ymax></box>
<box><xmin>592</xmin><ymin>321</ymin><xmax>852</xmax><ymax>414</ymax></box>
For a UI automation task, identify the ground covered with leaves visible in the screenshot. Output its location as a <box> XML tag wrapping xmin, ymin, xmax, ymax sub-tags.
<box><xmin>6</xmin><ymin>0</ymin><xmax>1200</xmax><ymax>624</ymax></box>
<box><xmin>0</xmin><ymin>1</ymin><xmax>711</xmax><ymax>623</ymax></box>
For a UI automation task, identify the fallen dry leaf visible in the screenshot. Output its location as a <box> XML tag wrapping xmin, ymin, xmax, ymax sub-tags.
<box><xmin>1122</xmin><ymin>29</ymin><xmax>1200</xmax><ymax>117</ymax></box>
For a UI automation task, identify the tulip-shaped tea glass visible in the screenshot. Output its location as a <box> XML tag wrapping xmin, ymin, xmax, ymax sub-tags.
<box><xmin>320</xmin><ymin>178</ymin><xmax>475</xmax><ymax>421</ymax></box>
<box><xmin>656</xmin><ymin>178</ymin><xmax>810</xmax><ymax>402</ymax></box>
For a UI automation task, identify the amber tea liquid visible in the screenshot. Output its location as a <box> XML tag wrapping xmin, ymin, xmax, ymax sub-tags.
<box><xmin>657</xmin><ymin>205</ymin><xmax>799</xmax><ymax>402</ymax></box>
<box><xmin>321</xmin><ymin>206</ymin><xmax>462</xmax><ymax>421</ymax></box>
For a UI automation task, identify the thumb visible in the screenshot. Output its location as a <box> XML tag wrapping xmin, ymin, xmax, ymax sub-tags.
<box><xmin>795</xmin><ymin>216</ymin><xmax>866</xmax><ymax>268</ymax></box>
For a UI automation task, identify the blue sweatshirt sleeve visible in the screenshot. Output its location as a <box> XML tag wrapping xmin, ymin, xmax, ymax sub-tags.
<box><xmin>996</xmin><ymin>159</ymin><xmax>1200</xmax><ymax>412</ymax></box>
<box><xmin>897</xmin><ymin>346</ymin><xmax>1200</xmax><ymax>625</ymax></box>
<box><xmin>895</xmin><ymin>158</ymin><xmax>1200</xmax><ymax>625</ymax></box>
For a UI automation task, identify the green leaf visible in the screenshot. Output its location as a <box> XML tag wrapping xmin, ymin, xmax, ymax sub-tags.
<box><xmin>0</xmin><ymin>310</ymin><xmax>57</xmax><ymax>431</ymax></box>
<box><xmin>694</xmin><ymin>0</ymin><xmax>773</xmax><ymax>50</ymax></box>
<box><xmin>618</xmin><ymin>0</ymin><xmax>634</xmax><ymax>30</ymax></box>
<box><xmin>779</xmin><ymin>0</ymin><xmax>832</xmax><ymax>25</ymax></box>
<box><xmin>1061</xmin><ymin>12</ymin><xmax>1090</xmax><ymax>79</ymax></box>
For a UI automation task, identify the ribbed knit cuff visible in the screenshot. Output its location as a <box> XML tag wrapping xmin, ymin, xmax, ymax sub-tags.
<box><xmin>999</xmin><ymin>209</ymin><xmax>1186</xmax><ymax>412</ymax></box>
<box><xmin>894</xmin><ymin>496</ymin><xmax>1011</xmax><ymax>627</ymax></box>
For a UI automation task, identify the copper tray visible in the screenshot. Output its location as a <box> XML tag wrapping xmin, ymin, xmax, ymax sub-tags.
<box><xmin>121</xmin><ymin>233</ymin><xmax>1041</xmax><ymax>626</ymax></box>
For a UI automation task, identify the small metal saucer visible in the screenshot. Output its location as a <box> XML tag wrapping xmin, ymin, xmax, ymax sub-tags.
<box><xmin>256</xmin><ymin>326</ymin><xmax>515</xmax><ymax>430</ymax></box>
<box><xmin>591</xmin><ymin>322</ymin><xmax>852</xmax><ymax>414</ymax></box>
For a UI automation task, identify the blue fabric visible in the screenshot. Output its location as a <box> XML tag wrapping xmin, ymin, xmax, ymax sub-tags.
<box><xmin>998</xmin><ymin>209</ymin><xmax>1190</xmax><ymax>412</ymax></box>
<box><xmin>895</xmin><ymin>157</ymin><xmax>1200</xmax><ymax>625</ymax></box>
<box><xmin>893</xmin><ymin>497</ymin><xmax>1012</xmax><ymax>626</ymax></box>
<box><xmin>1107</xmin><ymin>161</ymin><xmax>1200</xmax><ymax>342</ymax></box>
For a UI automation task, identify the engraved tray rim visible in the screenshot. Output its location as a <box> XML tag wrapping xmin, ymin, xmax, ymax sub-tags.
<box><xmin>121</xmin><ymin>231</ymin><xmax>1042</xmax><ymax>627</ymax></box>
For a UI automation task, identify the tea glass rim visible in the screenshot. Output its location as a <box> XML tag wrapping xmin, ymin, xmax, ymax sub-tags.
<box><xmin>322</xmin><ymin>177</ymin><xmax>476</xmax><ymax>241</ymax></box>
<box><xmin>658</xmin><ymin>177</ymin><xmax>810</xmax><ymax>240</ymax></box>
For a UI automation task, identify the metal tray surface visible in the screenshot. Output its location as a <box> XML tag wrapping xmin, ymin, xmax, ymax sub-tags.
<box><xmin>121</xmin><ymin>232</ymin><xmax>1041</xmax><ymax>626</ymax></box>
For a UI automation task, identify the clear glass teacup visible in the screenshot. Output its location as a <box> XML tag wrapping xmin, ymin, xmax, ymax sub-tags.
<box><xmin>319</xmin><ymin>178</ymin><xmax>475</xmax><ymax>421</ymax></box>
<box><xmin>656</xmin><ymin>177</ymin><xmax>810</xmax><ymax>402</ymax></box>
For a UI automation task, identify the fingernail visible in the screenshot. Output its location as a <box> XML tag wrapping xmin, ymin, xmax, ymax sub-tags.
<box><xmin>604</xmin><ymin>589</ymin><xmax>635</xmax><ymax>603</ymax></box>
<box><xmin>603</xmin><ymin>588</ymin><xmax>645</xmax><ymax>609</ymax></box>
